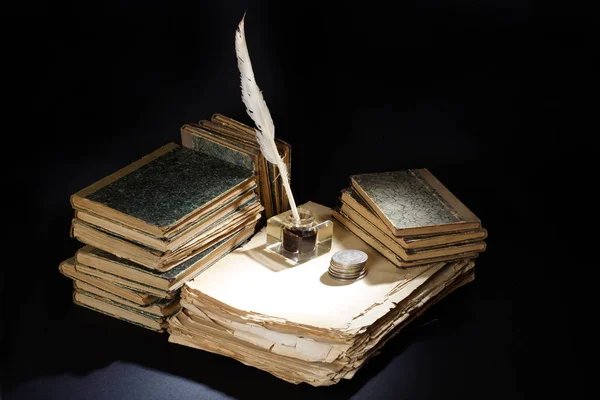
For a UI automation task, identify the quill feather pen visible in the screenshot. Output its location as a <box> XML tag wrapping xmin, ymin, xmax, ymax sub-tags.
<box><xmin>235</xmin><ymin>15</ymin><xmax>300</xmax><ymax>220</ymax></box>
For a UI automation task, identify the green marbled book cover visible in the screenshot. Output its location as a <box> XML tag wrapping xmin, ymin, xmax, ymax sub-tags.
<box><xmin>181</xmin><ymin>127</ymin><xmax>255</xmax><ymax>172</ymax></box>
<box><xmin>82</xmin><ymin>145</ymin><xmax>254</xmax><ymax>229</ymax></box>
<box><xmin>350</xmin><ymin>169</ymin><xmax>481</xmax><ymax>235</ymax></box>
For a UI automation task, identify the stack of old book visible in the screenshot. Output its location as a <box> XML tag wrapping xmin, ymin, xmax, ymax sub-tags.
<box><xmin>59</xmin><ymin>139</ymin><xmax>264</xmax><ymax>332</ymax></box>
<box><xmin>181</xmin><ymin>113</ymin><xmax>291</xmax><ymax>219</ymax></box>
<box><xmin>168</xmin><ymin>190</ymin><xmax>486</xmax><ymax>385</ymax></box>
<box><xmin>333</xmin><ymin>169</ymin><xmax>487</xmax><ymax>268</ymax></box>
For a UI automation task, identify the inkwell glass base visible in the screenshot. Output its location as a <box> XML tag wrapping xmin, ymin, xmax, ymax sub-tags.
<box><xmin>266</xmin><ymin>207</ymin><xmax>333</xmax><ymax>265</ymax></box>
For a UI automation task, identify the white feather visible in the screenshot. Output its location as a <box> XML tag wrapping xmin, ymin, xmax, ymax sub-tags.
<box><xmin>235</xmin><ymin>15</ymin><xmax>300</xmax><ymax>220</ymax></box>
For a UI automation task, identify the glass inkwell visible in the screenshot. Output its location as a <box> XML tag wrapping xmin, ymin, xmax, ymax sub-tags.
<box><xmin>266</xmin><ymin>207</ymin><xmax>333</xmax><ymax>265</ymax></box>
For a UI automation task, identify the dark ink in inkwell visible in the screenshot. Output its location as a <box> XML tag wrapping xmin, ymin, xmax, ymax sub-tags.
<box><xmin>282</xmin><ymin>209</ymin><xmax>318</xmax><ymax>254</ymax></box>
<box><xmin>283</xmin><ymin>227</ymin><xmax>317</xmax><ymax>253</ymax></box>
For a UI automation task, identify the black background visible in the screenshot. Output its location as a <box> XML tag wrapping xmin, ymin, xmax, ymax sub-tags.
<box><xmin>2</xmin><ymin>1</ymin><xmax>591</xmax><ymax>399</ymax></box>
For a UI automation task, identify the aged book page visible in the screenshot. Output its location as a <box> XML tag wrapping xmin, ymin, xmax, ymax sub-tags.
<box><xmin>184</xmin><ymin>202</ymin><xmax>448</xmax><ymax>333</ymax></box>
<box><xmin>170</xmin><ymin>259</ymin><xmax>475</xmax><ymax>385</ymax></box>
<box><xmin>170</xmin><ymin>202</ymin><xmax>479</xmax><ymax>386</ymax></box>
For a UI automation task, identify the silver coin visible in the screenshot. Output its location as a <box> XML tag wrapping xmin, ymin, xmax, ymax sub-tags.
<box><xmin>332</xmin><ymin>250</ymin><xmax>368</xmax><ymax>267</ymax></box>
<box><xmin>328</xmin><ymin>270</ymin><xmax>360</xmax><ymax>277</ymax></box>
<box><xmin>329</xmin><ymin>260</ymin><xmax>363</xmax><ymax>267</ymax></box>
<box><xmin>329</xmin><ymin>265</ymin><xmax>365</xmax><ymax>273</ymax></box>
<box><xmin>328</xmin><ymin>274</ymin><xmax>363</xmax><ymax>281</ymax></box>
<box><xmin>328</xmin><ymin>269</ymin><xmax>367</xmax><ymax>281</ymax></box>
<box><xmin>329</xmin><ymin>271</ymin><xmax>363</xmax><ymax>278</ymax></box>
<box><xmin>327</xmin><ymin>266</ymin><xmax>366</xmax><ymax>277</ymax></box>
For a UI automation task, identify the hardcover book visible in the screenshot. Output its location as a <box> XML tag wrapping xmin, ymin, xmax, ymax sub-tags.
<box><xmin>73</xmin><ymin>281</ymin><xmax>180</xmax><ymax>317</ymax></box>
<box><xmin>336</xmin><ymin>205</ymin><xmax>486</xmax><ymax>260</ymax></box>
<box><xmin>208</xmin><ymin>113</ymin><xmax>292</xmax><ymax>215</ymax></box>
<box><xmin>340</xmin><ymin>188</ymin><xmax>487</xmax><ymax>249</ymax></box>
<box><xmin>74</xmin><ymin>262</ymin><xmax>177</xmax><ymax>299</ymax></box>
<box><xmin>59</xmin><ymin>258</ymin><xmax>162</xmax><ymax>304</ymax></box>
<box><xmin>180</xmin><ymin>123</ymin><xmax>272</xmax><ymax>217</ymax></box>
<box><xmin>73</xmin><ymin>290</ymin><xmax>169</xmax><ymax>332</ymax></box>
<box><xmin>71</xmin><ymin>215</ymin><xmax>260</xmax><ymax>271</ymax></box>
<box><xmin>332</xmin><ymin>210</ymin><xmax>479</xmax><ymax>268</ymax></box>
<box><xmin>350</xmin><ymin>169</ymin><xmax>481</xmax><ymax>236</ymax></box>
<box><xmin>199</xmin><ymin>118</ymin><xmax>289</xmax><ymax>216</ymax></box>
<box><xmin>71</xmin><ymin>143</ymin><xmax>256</xmax><ymax>238</ymax></box>
<box><xmin>74</xmin><ymin>195</ymin><xmax>260</xmax><ymax>252</ymax></box>
<box><xmin>75</xmin><ymin>225</ymin><xmax>256</xmax><ymax>292</ymax></box>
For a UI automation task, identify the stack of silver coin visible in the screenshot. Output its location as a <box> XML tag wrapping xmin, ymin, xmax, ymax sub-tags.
<box><xmin>328</xmin><ymin>250</ymin><xmax>368</xmax><ymax>281</ymax></box>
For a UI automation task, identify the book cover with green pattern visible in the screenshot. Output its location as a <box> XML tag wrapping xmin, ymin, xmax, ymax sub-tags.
<box><xmin>71</xmin><ymin>143</ymin><xmax>255</xmax><ymax>237</ymax></box>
